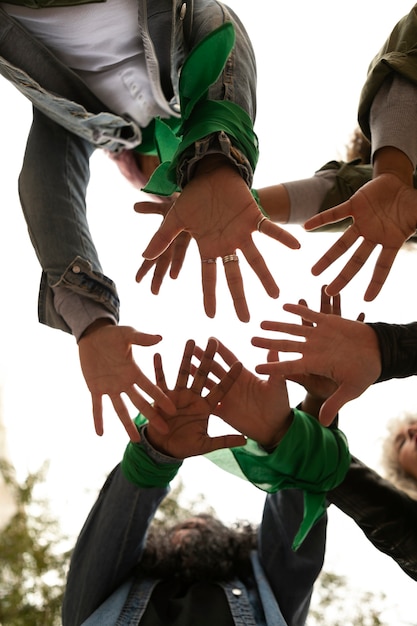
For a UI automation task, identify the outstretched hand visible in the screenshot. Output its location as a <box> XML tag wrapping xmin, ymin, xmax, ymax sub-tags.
<box><xmin>145</xmin><ymin>338</ymin><xmax>246</xmax><ymax>458</ymax></box>
<box><xmin>252</xmin><ymin>295</ymin><xmax>381</xmax><ymax>425</ymax></box>
<box><xmin>78</xmin><ymin>322</ymin><xmax>176</xmax><ymax>442</ymax></box>
<box><xmin>194</xmin><ymin>339</ymin><xmax>293</xmax><ymax>450</ymax></box>
<box><xmin>139</xmin><ymin>157</ymin><xmax>300</xmax><ymax>322</ymax></box>
<box><xmin>304</xmin><ymin>174</ymin><xmax>417</xmax><ymax>301</ymax></box>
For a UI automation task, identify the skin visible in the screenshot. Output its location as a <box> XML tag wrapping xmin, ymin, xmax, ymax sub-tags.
<box><xmin>394</xmin><ymin>421</ymin><xmax>417</xmax><ymax>481</ymax></box>
<box><xmin>78</xmin><ymin>319</ymin><xmax>176</xmax><ymax>442</ymax></box>
<box><xmin>251</xmin><ymin>288</ymin><xmax>381</xmax><ymax>426</ymax></box>
<box><xmin>135</xmin><ymin>155</ymin><xmax>300</xmax><ymax>322</ymax></box>
<box><xmin>304</xmin><ymin>147</ymin><xmax>417</xmax><ymax>301</ymax></box>
<box><xmin>145</xmin><ymin>337</ymin><xmax>246</xmax><ymax>457</ymax></box>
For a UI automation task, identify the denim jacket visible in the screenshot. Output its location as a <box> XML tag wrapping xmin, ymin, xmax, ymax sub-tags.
<box><xmin>0</xmin><ymin>0</ymin><xmax>256</xmax><ymax>334</ymax></box>
<box><xmin>62</xmin><ymin>440</ymin><xmax>326</xmax><ymax>626</ymax></box>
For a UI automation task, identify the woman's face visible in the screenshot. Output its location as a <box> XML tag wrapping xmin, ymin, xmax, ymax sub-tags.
<box><xmin>395</xmin><ymin>421</ymin><xmax>417</xmax><ymax>480</ymax></box>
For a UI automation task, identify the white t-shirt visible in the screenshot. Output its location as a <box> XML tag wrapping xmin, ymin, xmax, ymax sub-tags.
<box><xmin>1</xmin><ymin>0</ymin><xmax>172</xmax><ymax>126</ymax></box>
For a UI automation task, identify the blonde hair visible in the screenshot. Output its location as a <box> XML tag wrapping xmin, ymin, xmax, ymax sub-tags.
<box><xmin>381</xmin><ymin>414</ymin><xmax>417</xmax><ymax>500</ymax></box>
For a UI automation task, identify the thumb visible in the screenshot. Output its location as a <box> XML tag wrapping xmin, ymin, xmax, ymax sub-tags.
<box><xmin>129</xmin><ymin>329</ymin><xmax>164</xmax><ymax>347</ymax></box>
<box><xmin>142</xmin><ymin>212</ymin><xmax>183</xmax><ymax>259</ymax></box>
<box><xmin>318</xmin><ymin>385</ymin><xmax>352</xmax><ymax>426</ymax></box>
<box><xmin>204</xmin><ymin>434</ymin><xmax>247</xmax><ymax>454</ymax></box>
<box><xmin>134</xmin><ymin>200</ymin><xmax>171</xmax><ymax>216</ymax></box>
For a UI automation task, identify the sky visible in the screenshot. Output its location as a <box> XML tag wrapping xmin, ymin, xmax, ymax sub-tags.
<box><xmin>1</xmin><ymin>1</ymin><xmax>417</xmax><ymax>623</ymax></box>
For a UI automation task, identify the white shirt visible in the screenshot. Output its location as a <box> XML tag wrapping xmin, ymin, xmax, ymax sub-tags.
<box><xmin>1</xmin><ymin>0</ymin><xmax>173</xmax><ymax>126</ymax></box>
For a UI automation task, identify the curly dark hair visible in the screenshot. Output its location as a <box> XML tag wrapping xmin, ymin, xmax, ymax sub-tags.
<box><xmin>136</xmin><ymin>514</ymin><xmax>258</xmax><ymax>584</ymax></box>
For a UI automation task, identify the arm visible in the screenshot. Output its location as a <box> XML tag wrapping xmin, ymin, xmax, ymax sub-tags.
<box><xmin>328</xmin><ymin>456</ymin><xmax>417</xmax><ymax>581</ymax></box>
<box><xmin>63</xmin><ymin>338</ymin><xmax>244</xmax><ymax>625</ymax></box>
<box><xmin>136</xmin><ymin>12</ymin><xmax>300</xmax><ymax>321</ymax></box>
<box><xmin>303</xmin><ymin>72</ymin><xmax>417</xmax><ymax>302</ymax></box>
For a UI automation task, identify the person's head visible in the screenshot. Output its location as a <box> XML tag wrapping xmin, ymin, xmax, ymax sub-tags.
<box><xmin>137</xmin><ymin>513</ymin><xmax>257</xmax><ymax>584</ymax></box>
<box><xmin>381</xmin><ymin>414</ymin><xmax>417</xmax><ymax>499</ymax></box>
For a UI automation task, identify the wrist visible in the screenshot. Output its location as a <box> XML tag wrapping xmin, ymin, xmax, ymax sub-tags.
<box><xmin>373</xmin><ymin>146</ymin><xmax>414</xmax><ymax>186</ymax></box>
<box><xmin>78</xmin><ymin>317</ymin><xmax>115</xmax><ymax>341</ymax></box>
<box><xmin>259</xmin><ymin>411</ymin><xmax>294</xmax><ymax>452</ymax></box>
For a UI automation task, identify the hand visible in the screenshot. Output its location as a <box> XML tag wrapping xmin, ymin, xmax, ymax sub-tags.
<box><xmin>78</xmin><ymin>321</ymin><xmax>176</xmax><ymax>442</ymax></box>
<box><xmin>146</xmin><ymin>338</ymin><xmax>246</xmax><ymax>458</ymax></box>
<box><xmin>135</xmin><ymin>198</ymin><xmax>191</xmax><ymax>294</ymax></box>
<box><xmin>140</xmin><ymin>156</ymin><xmax>300</xmax><ymax>322</ymax></box>
<box><xmin>304</xmin><ymin>173</ymin><xmax>417</xmax><ymax>301</ymax></box>
<box><xmin>194</xmin><ymin>339</ymin><xmax>293</xmax><ymax>450</ymax></box>
<box><xmin>288</xmin><ymin>286</ymin><xmax>365</xmax><ymax>406</ymax></box>
<box><xmin>252</xmin><ymin>302</ymin><xmax>382</xmax><ymax>426</ymax></box>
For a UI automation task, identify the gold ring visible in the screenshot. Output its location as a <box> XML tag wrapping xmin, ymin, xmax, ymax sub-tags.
<box><xmin>202</xmin><ymin>258</ymin><xmax>217</xmax><ymax>263</ymax></box>
<box><xmin>257</xmin><ymin>216</ymin><xmax>268</xmax><ymax>232</ymax></box>
<box><xmin>222</xmin><ymin>254</ymin><xmax>239</xmax><ymax>264</ymax></box>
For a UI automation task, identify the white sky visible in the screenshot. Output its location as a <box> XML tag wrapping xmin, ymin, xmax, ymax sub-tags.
<box><xmin>1</xmin><ymin>1</ymin><xmax>417</xmax><ymax>623</ymax></box>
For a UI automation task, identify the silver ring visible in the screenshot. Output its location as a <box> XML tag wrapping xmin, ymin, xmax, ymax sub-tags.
<box><xmin>202</xmin><ymin>258</ymin><xmax>217</xmax><ymax>264</ymax></box>
<box><xmin>222</xmin><ymin>254</ymin><xmax>239</xmax><ymax>265</ymax></box>
<box><xmin>257</xmin><ymin>216</ymin><xmax>268</xmax><ymax>232</ymax></box>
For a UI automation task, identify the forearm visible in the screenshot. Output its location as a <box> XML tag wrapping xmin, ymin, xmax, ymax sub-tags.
<box><xmin>63</xmin><ymin>421</ymin><xmax>182</xmax><ymax>625</ymax></box>
<box><xmin>327</xmin><ymin>456</ymin><xmax>417</xmax><ymax>580</ymax></box>
<box><xmin>62</xmin><ymin>464</ymin><xmax>168</xmax><ymax>626</ymax></box>
<box><xmin>370</xmin><ymin>74</ymin><xmax>417</xmax><ymax>183</ymax></box>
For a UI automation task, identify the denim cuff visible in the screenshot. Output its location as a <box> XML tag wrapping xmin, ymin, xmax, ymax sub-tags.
<box><xmin>177</xmin><ymin>132</ymin><xmax>253</xmax><ymax>188</ymax></box>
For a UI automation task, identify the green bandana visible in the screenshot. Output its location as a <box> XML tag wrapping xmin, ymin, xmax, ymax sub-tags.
<box><xmin>205</xmin><ymin>409</ymin><xmax>351</xmax><ymax>550</ymax></box>
<box><xmin>121</xmin><ymin>414</ymin><xmax>182</xmax><ymax>489</ymax></box>
<box><xmin>142</xmin><ymin>22</ymin><xmax>259</xmax><ymax>196</ymax></box>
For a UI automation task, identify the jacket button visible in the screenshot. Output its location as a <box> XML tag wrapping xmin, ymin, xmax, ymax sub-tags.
<box><xmin>232</xmin><ymin>588</ymin><xmax>242</xmax><ymax>596</ymax></box>
<box><xmin>179</xmin><ymin>2</ymin><xmax>186</xmax><ymax>20</ymax></box>
<box><xmin>72</xmin><ymin>265</ymin><xmax>81</xmax><ymax>274</ymax></box>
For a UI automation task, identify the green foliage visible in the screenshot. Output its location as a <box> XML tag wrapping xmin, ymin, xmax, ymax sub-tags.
<box><xmin>0</xmin><ymin>460</ymin><xmax>70</xmax><ymax>626</ymax></box>
<box><xmin>309</xmin><ymin>570</ymin><xmax>388</xmax><ymax>626</ymax></box>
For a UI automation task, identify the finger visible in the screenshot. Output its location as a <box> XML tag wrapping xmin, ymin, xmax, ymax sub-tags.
<box><xmin>142</xmin><ymin>210</ymin><xmax>183</xmax><ymax>260</ymax></box>
<box><xmin>318</xmin><ymin>386</ymin><xmax>353</xmax><ymax>426</ymax></box>
<box><xmin>331</xmin><ymin>292</ymin><xmax>341</xmax><ymax>316</ymax></box>
<box><xmin>153</xmin><ymin>352</ymin><xmax>169</xmax><ymax>393</ymax></box>
<box><xmin>132</xmin><ymin>366</ymin><xmax>176</xmax><ymax>416</ymax></box>
<box><xmin>357</xmin><ymin>312</ymin><xmax>365</xmax><ymax>322</ymax></box>
<box><xmin>223</xmin><ymin>258</ymin><xmax>250</xmax><ymax>323</ymax></box>
<box><xmin>259</xmin><ymin>219</ymin><xmax>300</xmax><ymax>249</ymax></box>
<box><xmin>325</xmin><ymin>239</ymin><xmax>377</xmax><ymax>296</ymax></box>
<box><xmin>126</xmin><ymin>391</ymin><xmax>169</xmax><ymax>434</ymax></box>
<box><xmin>150</xmin><ymin>254</ymin><xmax>172</xmax><ymax>294</ymax></box>
<box><xmin>206</xmin><ymin>361</ymin><xmax>243</xmax><ymax>407</ymax></box>
<box><xmin>92</xmin><ymin>394</ymin><xmax>104</xmax><ymax>436</ymax></box>
<box><xmin>304</xmin><ymin>202</ymin><xmax>352</xmax><ymax>231</ymax></box>
<box><xmin>191</xmin><ymin>338</ymin><xmax>218</xmax><ymax>394</ymax></box>
<box><xmin>175</xmin><ymin>339</ymin><xmax>195</xmax><ymax>389</ymax></box>
<box><xmin>311</xmin><ymin>228</ymin><xmax>361</xmax><ymax>276</ymax></box>
<box><xmin>201</xmin><ymin>257</ymin><xmax>217</xmax><ymax>318</ymax></box>
<box><xmin>170</xmin><ymin>232</ymin><xmax>191</xmax><ymax>279</ymax></box>
<box><xmin>110</xmin><ymin>394</ymin><xmax>141</xmax><ymax>442</ymax></box>
<box><xmin>363</xmin><ymin>246</ymin><xmax>398</xmax><ymax>302</ymax></box>
<box><xmin>215</xmin><ymin>340</ymin><xmax>240</xmax><ymax>367</ymax></box>
<box><xmin>130</xmin><ymin>330</ymin><xmax>164</xmax><ymax>347</ymax></box>
<box><xmin>203</xmin><ymin>433</ymin><xmax>247</xmax><ymax>453</ymax></box>
<box><xmin>259</xmin><ymin>318</ymin><xmax>311</xmax><ymax>337</ymax></box>
<box><xmin>319</xmin><ymin>285</ymin><xmax>331</xmax><ymax>314</ymax></box>
<box><xmin>136</xmin><ymin>259</ymin><xmax>156</xmax><ymax>283</ymax></box>
<box><xmin>134</xmin><ymin>200</ymin><xmax>172</xmax><ymax>217</ymax></box>
<box><xmin>255</xmin><ymin>357</ymin><xmax>304</xmax><ymax>376</ymax></box>
<box><xmin>241</xmin><ymin>239</ymin><xmax>280</xmax><ymax>298</ymax></box>
<box><xmin>282</xmin><ymin>303</ymin><xmax>322</xmax><ymax>325</ymax></box>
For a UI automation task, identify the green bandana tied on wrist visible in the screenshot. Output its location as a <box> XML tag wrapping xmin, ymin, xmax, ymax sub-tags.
<box><xmin>121</xmin><ymin>414</ymin><xmax>181</xmax><ymax>489</ymax></box>
<box><xmin>141</xmin><ymin>22</ymin><xmax>259</xmax><ymax>196</ymax></box>
<box><xmin>205</xmin><ymin>409</ymin><xmax>351</xmax><ymax>550</ymax></box>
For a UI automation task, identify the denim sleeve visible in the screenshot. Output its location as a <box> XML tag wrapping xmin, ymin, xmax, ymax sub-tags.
<box><xmin>258</xmin><ymin>490</ymin><xmax>326</xmax><ymax>626</ymax></box>
<box><xmin>19</xmin><ymin>108</ymin><xmax>120</xmax><ymax>334</ymax></box>
<box><xmin>62</xmin><ymin>464</ymin><xmax>168</xmax><ymax>626</ymax></box>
